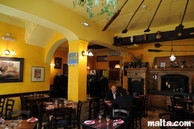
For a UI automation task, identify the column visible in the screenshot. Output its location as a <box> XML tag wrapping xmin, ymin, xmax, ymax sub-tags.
<box><xmin>68</xmin><ymin>40</ymin><xmax>88</xmax><ymax>102</ymax></box>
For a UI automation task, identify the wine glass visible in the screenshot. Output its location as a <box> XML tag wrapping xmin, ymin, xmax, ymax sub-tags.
<box><xmin>18</xmin><ymin>116</ymin><xmax>23</xmax><ymax>126</ymax></box>
<box><xmin>106</xmin><ymin>115</ymin><xmax>110</xmax><ymax>125</ymax></box>
<box><xmin>0</xmin><ymin>116</ymin><xmax>5</xmax><ymax>127</ymax></box>
<box><xmin>98</xmin><ymin>113</ymin><xmax>102</xmax><ymax>122</ymax></box>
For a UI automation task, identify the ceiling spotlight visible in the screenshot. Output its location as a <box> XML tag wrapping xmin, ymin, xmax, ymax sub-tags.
<box><xmin>82</xmin><ymin>22</ymin><xmax>89</xmax><ymax>27</ymax></box>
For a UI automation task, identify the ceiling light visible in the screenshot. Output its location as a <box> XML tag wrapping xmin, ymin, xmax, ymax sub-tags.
<box><xmin>82</xmin><ymin>22</ymin><xmax>89</xmax><ymax>27</ymax></box>
<box><xmin>169</xmin><ymin>41</ymin><xmax>176</xmax><ymax>61</ymax></box>
<box><xmin>72</xmin><ymin>0</ymin><xmax>117</xmax><ymax>19</ymax></box>
<box><xmin>169</xmin><ymin>54</ymin><xmax>176</xmax><ymax>61</ymax></box>
<box><xmin>2</xmin><ymin>33</ymin><xmax>15</xmax><ymax>41</ymax></box>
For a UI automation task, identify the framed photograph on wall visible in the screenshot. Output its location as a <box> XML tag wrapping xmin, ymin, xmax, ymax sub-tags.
<box><xmin>54</xmin><ymin>57</ymin><xmax>62</xmax><ymax>69</ymax></box>
<box><xmin>31</xmin><ymin>66</ymin><xmax>45</xmax><ymax>82</ymax></box>
<box><xmin>0</xmin><ymin>57</ymin><xmax>24</xmax><ymax>83</ymax></box>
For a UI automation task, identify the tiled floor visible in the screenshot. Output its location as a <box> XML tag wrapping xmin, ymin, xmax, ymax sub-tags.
<box><xmin>141</xmin><ymin>107</ymin><xmax>167</xmax><ymax>129</ymax></box>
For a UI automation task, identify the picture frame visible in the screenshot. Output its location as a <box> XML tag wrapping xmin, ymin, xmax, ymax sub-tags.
<box><xmin>97</xmin><ymin>56</ymin><xmax>107</xmax><ymax>62</ymax></box>
<box><xmin>0</xmin><ymin>57</ymin><xmax>24</xmax><ymax>83</ymax></box>
<box><xmin>31</xmin><ymin>66</ymin><xmax>45</xmax><ymax>82</ymax></box>
<box><xmin>54</xmin><ymin>57</ymin><xmax>62</xmax><ymax>69</ymax></box>
<box><xmin>160</xmin><ymin>62</ymin><xmax>166</xmax><ymax>68</ymax></box>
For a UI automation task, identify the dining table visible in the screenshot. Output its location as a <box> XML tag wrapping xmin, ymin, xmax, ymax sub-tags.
<box><xmin>82</xmin><ymin>117</ymin><xmax>124</xmax><ymax>129</ymax></box>
<box><xmin>25</xmin><ymin>94</ymin><xmax>50</xmax><ymax>116</ymax></box>
<box><xmin>45</xmin><ymin>100</ymin><xmax>77</xmax><ymax>122</ymax></box>
<box><xmin>1</xmin><ymin>120</ymin><xmax>37</xmax><ymax>129</ymax></box>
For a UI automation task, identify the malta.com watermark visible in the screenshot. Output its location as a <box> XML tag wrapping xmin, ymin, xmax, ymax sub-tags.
<box><xmin>147</xmin><ymin>119</ymin><xmax>192</xmax><ymax>127</ymax></box>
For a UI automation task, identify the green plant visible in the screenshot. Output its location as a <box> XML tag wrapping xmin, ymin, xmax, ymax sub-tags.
<box><xmin>130</xmin><ymin>53</ymin><xmax>143</xmax><ymax>67</ymax></box>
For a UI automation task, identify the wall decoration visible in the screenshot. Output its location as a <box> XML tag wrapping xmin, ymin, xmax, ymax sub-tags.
<box><xmin>54</xmin><ymin>57</ymin><xmax>62</xmax><ymax>69</ymax></box>
<box><xmin>31</xmin><ymin>66</ymin><xmax>45</xmax><ymax>82</ymax></box>
<box><xmin>0</xmin><ymin>57</ymin><xmax>24</xmax><ymax>83</ymax></box>
<box><xmin>97</xmin><ymin>56</ymin><xmax>107</xmax><ymax>62</ymax></box>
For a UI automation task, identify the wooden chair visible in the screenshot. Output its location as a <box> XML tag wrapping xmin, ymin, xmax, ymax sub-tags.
<box><xmin>120</xmin><ymin>105</ymin><xmax>136</xmax><ymax>129</ymax></box>
<box><xmin>20</xmin><ymin>95</ymin><xmax>30</xmax><ymax>111</ymax></box>
<box><xmin>37</xmin><ymin>103</ymin><xmax>48</xmax><ymax>129</ymax></box>
<box><xmin>0</xmin><ymin>97</ymin><xmax>6</xmax><ymax>117</ymax></box>
<box><xmin>112</xmin><ymin>108</ymin><xmax>129</xmax><ymax>129</ymax></box>
<box><xmin>5</xmin><ymin>99</ymin><xmax>15</xmax><ymax>119</ymax></box>
<box><xmin>143</xmin><ymin>94</ymin><xmax>149</xmax><ymax>117</ymax></box>
<box><xmin>159</xmin><ymin>112</ymin><xmax>175</xmax><ymax>129</ymax></box>
<box><xmin>8</xmin><ymin>110</ymin><xmax>30</xmax><ymax>120</ymax></box>
<box><xmin>72</xmin><ymin>100</ymin><xmax>82</xmax><ymax>129</ymax></box>
<box><xmin>134</xmin><ymin>97</ymin><xmax>144</xmax><ymax>129</ymax></box>
<box><xmin>52</xmin><ymin>107</ymin><xmax>73</xmax><ymax>129</ymax></box>
<box><xmin>88</xmin><ymin>99</ymin><xmax>97</xmax><ymax>119</ymax></box>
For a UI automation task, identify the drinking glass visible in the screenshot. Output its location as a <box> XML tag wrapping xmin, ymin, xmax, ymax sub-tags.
<box><xmin>106</xmin><ymin>115</ymin><xmax>110</xmax><ymax>125</ymax></box>
<box><xmin>64</xmin><ymin>98</ymin><xmax>67</xmax><ymax>105</ymax></box>
<box><xmin>0</xmin><ymin>116</ymin><xmax>5</xmax><ymax>127</ymax></box>
<box><xmin>18</xmin><ymin>116</ymin><xmax>23</xmax><ymax>126</ymax></box>
<box><xmin>98</xmin><ymin>113</ymin><xmax>102</xmax><ymax>122</ymax></box>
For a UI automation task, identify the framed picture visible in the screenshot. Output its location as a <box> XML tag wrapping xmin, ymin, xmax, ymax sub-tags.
<box><xmin>54</xmin><ymin>57</ymin><xmax>62</xmax><ymax>69</ymax></box>
<box><xmin>160</xmin><ymin>62</ymin><xmax>166</xmax><ymax>68</ymax></box>
<box><xmin>0</xmin><ymin>57</ymin><xmax>24</xmax><ymax>83</ymax></box>
<box><xmin>97</xmin><ymin>56</ymin><xmax>107</xmax><ymax>62</ymax></box>
<box><xmin>31</xmin><ymin>66</ymin><xmax>45</xmax><ymax>82</ymax></box>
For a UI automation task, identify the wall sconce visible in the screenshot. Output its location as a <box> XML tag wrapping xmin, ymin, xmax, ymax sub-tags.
<box><xmin>82</xmin><ymin>50</ymin><xmax>93</xmax><ymax>56</ymax></box>
<box><xmin>115</xmin><ymin>64</ymin><xmax>121</xmax><ymax>68</ymax></box>
<box><xmin>50</xmin><ymin>63</ymin><xmax>55</xmax><ymax>66</ymax></box>
<box><xmin>2</xmin><ymin>33</ymin><xmax>15</xmax><ymax>41</ymax></box>
<box><xmin>3</xmin><ymin>49</ymin><xmax>16</xmax><ymax>55</ymax></box>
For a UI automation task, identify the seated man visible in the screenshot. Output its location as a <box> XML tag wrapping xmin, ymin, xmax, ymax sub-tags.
<box><xmin>112</xmin><ymin>88</ymin><xmax>133</xmax><ymax>108</ymax></box>
<box><xmin>105</xmin><ymin>85</ymin><xmax>120</xmax><ymax>100</ymax></box>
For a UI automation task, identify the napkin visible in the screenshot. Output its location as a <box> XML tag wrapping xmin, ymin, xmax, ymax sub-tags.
<box><xmin>85</xmin><ymin>120</ymin><xmax>95</xmax><ymax>125</ymax></box>
<box><xmin>27</xmin><ymin>117</ymin><xmax>38</xmax><ymax>122</ymax></box>
<box><xmin>117</xmin><ymin>119</ymin><xmax>122</xmax><ymax>122</ymax></box>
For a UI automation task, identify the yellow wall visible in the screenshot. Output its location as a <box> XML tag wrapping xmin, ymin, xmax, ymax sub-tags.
<box><xmin>0</xmin><ymin>21</ymin><xmax>50</xmax><ymax>94</ymax></box>
<box><xmin>0</xmin><ymin>21</ymin><xmax>50</xmax><ymax>111</ymax></box>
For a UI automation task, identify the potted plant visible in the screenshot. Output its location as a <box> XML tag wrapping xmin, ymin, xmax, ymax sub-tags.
<box><xmin>130</xmin><ymin>54</ymin><xmax>143</xmax><ymax>68</ymax></box>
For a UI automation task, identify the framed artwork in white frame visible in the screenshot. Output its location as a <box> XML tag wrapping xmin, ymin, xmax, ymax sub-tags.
<box><xmin>31</xmin><ymin>66</ymin><xmax>45</xmax><ymax>82</ymax></box>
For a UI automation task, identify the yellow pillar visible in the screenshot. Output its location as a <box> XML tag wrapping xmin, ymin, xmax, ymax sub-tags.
<box><xmin>68</xmin><ymin>40</ymin><xmax>88</xmax><ymax>102</ymax></box>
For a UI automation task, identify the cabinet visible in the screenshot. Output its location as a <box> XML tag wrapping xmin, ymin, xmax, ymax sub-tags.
<box><xmin>53</xmin><ymin>75</ymin><xmax>68</xmax><ymax>98</ymax></box>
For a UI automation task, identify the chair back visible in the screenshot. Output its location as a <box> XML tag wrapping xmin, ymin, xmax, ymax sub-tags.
<box><xmin>5</xmin><ymin>99</ymin><xmax>15</xmax><ymax>119</ymax></box>
<box><xmin>53</xmin><ymin>107</ymin><xmax>73</xmax><ymax>128</ymax></box>
<box><xmin>112</xmin><ymin>108</ymin><xmax>129</xmax><ymax>121</ymax></box>
<box><xmin>170</xmin><ymin>97</ymin><xmax>175</xmax><ymax>106</ymax></box>
<box><xmin>0</xmin><ymin>97</ymin><xmax>6</xmax><ymax>116</ymax></box>
<box><xmin>20</xmin><ymin>95</ymin><xmax>29</xmax><ymax>110</ymax></box>
<box><xmin>143</xmin><ymin>94</ymin><xmax>149</xmax><ymax>116</ymax></box>
<box><xmin>120</xmin><ymin>105</ymin><xmax>136</xmax><ymax>129</ymax></box>
<box><xmin>135</xmin><ymin>97</ymin><xmax>144</xmax><ymax>118</ymax></box>
<box><xmin>8</xmin><ymin>110</ymin><xmax>30</xmax><ymax>120</ymax></box>
<box><xmin>159</xmin><ymin>112</ymin><xmax>175</xmax><ymax>129</ymax></box>
<box><xmin>88</xmin><ymin>99</ymin><xmax>97</xmax><ymax>119</ymax></box>
<box><xmin>76</xmin><ymin>100</ymin><xmax>82</xmax><ymax>120</ymax></box>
